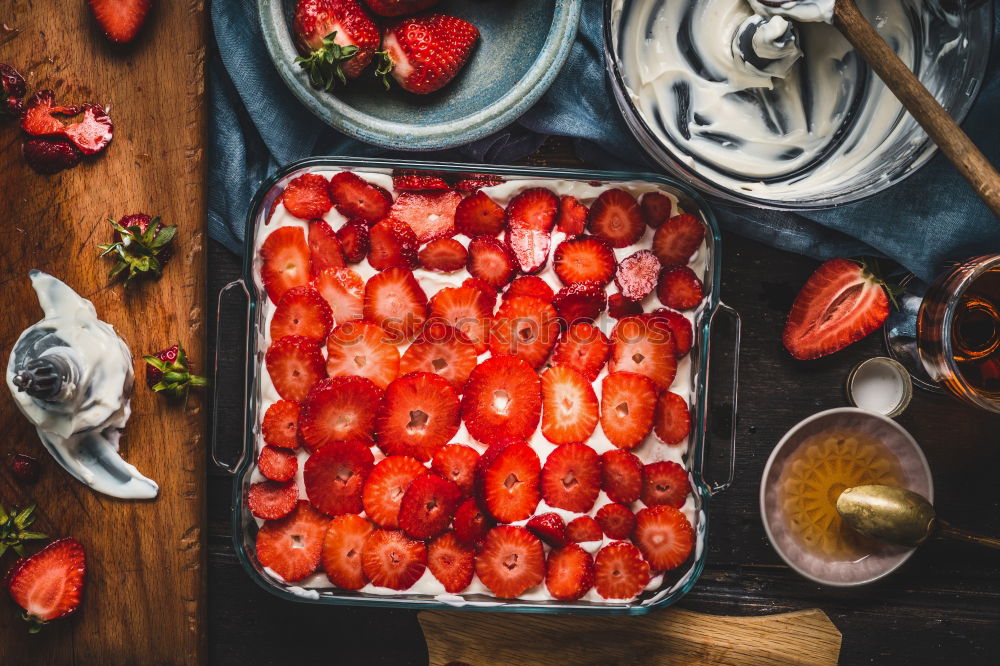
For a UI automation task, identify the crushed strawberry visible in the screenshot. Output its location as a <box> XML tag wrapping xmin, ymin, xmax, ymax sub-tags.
<box><xmin>22</xmin><ymin>138</ymin><xmax>81</xmax><ymax>175</ymax></box>
<box><xmin>20</xmin><ymin>90</ymin><xmax>113</xmax><ymax>155</ymax></box>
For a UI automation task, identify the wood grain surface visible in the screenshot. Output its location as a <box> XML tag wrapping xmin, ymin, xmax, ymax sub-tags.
<box><xmin>419</xmin><ymin>608</ymin><xmax>842</xmax><ymax>665</ymax></box>
<box><xmin>0</xmin><ymin>2</ymin><xmax>206</xmax><ymax>663</ymax></box>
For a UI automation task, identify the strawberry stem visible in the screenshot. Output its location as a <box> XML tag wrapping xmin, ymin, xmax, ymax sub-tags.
<box><xmin>295</xmin><ymin>31</ymin><xmax>359</xmax><ymax>91</ymax></box>
<box><xmin>374</xmin><ymin>51</ymin><xmax>393</xmax><ymax>91</ymax></box>
<box><xmin>143</xmin><ymin>342</ymin><xmax>209</xmax><ymax>401</ymax></box>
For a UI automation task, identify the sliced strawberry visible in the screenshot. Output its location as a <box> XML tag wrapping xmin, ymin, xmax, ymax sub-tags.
<box><xmin>565</xmin><ymin>515</ymin><xmax>603</xmax><ymax>543</ymax></box>
<box><xmin>506</xmin><ymin>188</ymin><xmax>558</xmax><ymax>231</ymax></box>
<box><xmin>782</xmin><ymin>258</ymin><xmax>890</xmax><ymax>360</ymax></box>
<box><xmin>641</xmin><ymin>461</ymin><xmax>691</xmax><ymax>508</ymax></box>
<box><xmin>431</xmin><ymin>444</ymin><xmax>480</xmax><ymax>497</ymax></box>
<box><xmin>328</xmin><ymin>171</ymin><xmax>393</xmax><ymax>223</ymax></box>
<box><xmin>362</xmin><ymin>455</ymin><xmax>426</xmax><ymax>528</ymax></box>
<box><xmin>453</xmin><ymin>498</ymin><xmax>494</xmax><ymax>546</ymax></box>
<box><xmin>588</xmin><ymin>189</ymin><xmax>644</xmax><ymax>248</ymax></box>
<box><xmin>282</xmin><ymin>173</ymin><xmax>332</xmax><ymax>220</ymax></box>
<box><xmin>556</xmin><ymin>195</ymin><xmax>588</xmax><ymax>235</ymax></box>
<box><xmin>399</xmin><ymin>322</ymin><xmax>477</xmax><ymax>392</ymax></box>
<box><xmin>504</xmin><ymin>276</ymin><xmax>554</xmax><ymax>303</ymax></box>
<box><xmin>475</xmin><ymin>526</ymin><xmax>545</xmax><ymax>598</ymax></box>
<box><xmin>261</xmin><ymin>227</ymin><xmax>310</xmax><ymax>304</ymax></box>
<box><xmin>526</xmin><ymin>512</ymin><xmax>567</xmax><ymax>548</ymax></box>
<box><xmin>551</xmin><ymin>323</ymin><xmax>610</xmax><ymax>382</ymax></box>
<box><xmin>298</xmin><ymin>376</ymin><xmax>383</xmax><ymax>450</ymax></box>
<box><xmin>428</xmin><ymin>286</ymin><xmax>494</xmax><ymax>354</ymax></box>
<box><xmin>20</xmin><ymin>90</ymin><xmax>113</xmax><ymax>155</ymax></box>
<box><xmin>368</xmin><ymin>218</ymin><xmax>419</xmax><ymax>271</ymax></box>
<box><xmin>258</xmin><ymin>445</ymin><xmax>298</xmax><ymax>482</ymax></box>
<box><xmin>596</xmin><ymin>503</ymin><xmax>636</xmax><ymax>540</ymax></box>
<box><xmin>640</xmin><ymin>191</ymin><xmax>673</xmax><ymax>229</ymax></box>
<box><xmin>609</xmin><ymin>315</ymin><xmax>677</xmax><ymax>388</ymax></box>
<box><xmin>600</xmin><ymin>449</ymin><xmax>643</xmax><ymax>504</ymax></box>
<box><xmin>398</xmin><ymin>473</ymin><xmax>462</xmax><ymax>539</ymax></box>
<box><xmin>482</xmin><ymin>442</ymin><xmax>541</xmax><ymax>523</ymax></box>
<box><xmin>375</xmin><ymin>372</ymin><xmax>461</xmax><ymax>462</ymax></box>
<box><xmin>321</xmin><ymin>513</ymin><xmax>374</xmax><ymax>590</ymax></box>
<box><xmin>657</xmin><ymin>266</ymin><xmax>704</xmax><ymax>311</ymax></box>
<box><xmin>552</xmin><ymin>236</ymin><xmax>616</xmax><ymax>286</ymax></box>
<box><xmin>392</xmin><ymin>172</ymin><xmax>451</xmax><ymax>192</ymax></box>
<box><xmin>489</xmin><ymin>296</ymin><xmax>560</xmax><ymax>369</ymax></box>
<box><xmin>504</xmin><ymin>227</ymin><xmax>551</xmax><ymax>274</ymax></box>
<box><xmin>363</xmin><ymin>267</ymin><xmax>428</xmax><ymax>343</ymax></box>
<box><xmin>633</xmin><ymin>505</ymin><xmax>694</xmax><ymax>571</ymax></box>
<box><xmin>652</xmin><ymin>213</ymin><xmax>705</xmax><ymax>266</ymax></box>
<box><xmin>455</xmin><ymin>190</ymin><xmax>506</xmax><ymax>239</ymax></box>
<box><xmin>609</xmin><ymin>293</ymin><xmax>643</xmax><ymax>320</ymax></box>
<box><xmin>545</xmin><ymin>544</ymin><xmax>595</xmax><ymax>600</ymax></box>
<box><xmin>541</xmin><ymin>365</ymin><xmax>599</xmax><ymax>445</ymax></box>
<box><xmin>462</xmin><ymin>276</ymin><xmax>499</xmax><ymax>307</ymax></box>
<box><xmin>270</xmin><ymin>286</ymin><xmax>333</xmax><ymax>342</ymax></box>
<box><xmin>362</xmin><ymin>529</ymin><xmax>427</xmax><ymax>590</ymax></box>
<box><xmin>654</xmin><ymin>392</ymin><xmax>691</xmax><ymax>445</ymax></box>
<box><xmin>265</xmin><ymin>335</ymin><xmax>326</xmax><ymax>403</ymax></box>
<box><xmin>467</xmin><ymin>236</ymin><xmax>516</xmax><ymax>289</ymax></box>
<box><xmin>326</xmin><ymin>320</ymin><xmax>400</xmax><ymax>389</ymax></box>
<box><xmin>541</xmin><ymin>442</ymin><xmax>600</xmax><ymax>513</ymax></box>
<box><xmin>266</xmin><ymin>191</ymin><xmax>283</xmax><ymax>225</ymax></box>
<box><xmin>615</xmin><ymin>250</ymin><xmax>661</xmax><ymax>302</ymax></box>
<box><xmin>600</xmin><ymin>372</ymin><xmax>657</xmax><ymax>449</ymax></box>
<box><xmin>337</xmin><ymin>219</ymin><xmax>370</xmax><ymax>263</ymax></box>
<box><xmin>262</xmin><ymin>400</ymin><xmax>301</xmax><ymax>450</ymax></box>
<box><xmin>454</xmin><ymin>174</ymin><xmax>505</xmax><ymax>193</ymax></box>
<box><xmin>5</xmin><ymin>537</ymin><xmax>86</xmax><ymax>627</ymax></box>
<box><xmin>474</xmin><ymin>439</ymin><xmax>519</xmax><ymax>493</ymax></box>
<box><xmin>308</xmin><ymin>218</ymin><xmax>346</xmax><ymax>275</ymax></box>
<box><xmin>652</xmin><ymin>308</ymin><xmax>693</xmax><ymax>358</ymax></box>
<box><xmin>391</xmin><ymin>191</ymin><xmax>463</xmax><ymax>243</ymax></box>
<box><xmin>552</xmin><ymin>282</ymin><xmax>607</xmax><ymax>326</ymax></box>
<box><xmin>594</xmin><ymin>541</ymin><xmax>650</xmax><ymax>600</ymax></box>
<box><xmin>418</xmin><ymin>237</ymin><xmax>468</xmax><ymax>273</ymax></box>
<box><xmin>312</xmin><ymin>267</ymin><xmax>364</xmax><ymax>325</ymax></box>
<box><xmin>248</xmin><ymin>480</ymin><xmax>298</xmax><ymax>520</ymax></box>
<box><xmin>462</xmin><ymin>356</ymin><xmax>541</xmax><ymax>445</ymax></box>
<box><xmin>427</xmin><ymin>531</ymin><xmax>475</xmax><ymax>593</ymax></box>
<box><xmin>303</xmin><ymin>440</ymin><xmax>375</xmax><ymax>516</ymax></box>
<box><xmin>256</xmin><ymin>501</ymin><xmax>329</xmax><ymax>582</ymax></box>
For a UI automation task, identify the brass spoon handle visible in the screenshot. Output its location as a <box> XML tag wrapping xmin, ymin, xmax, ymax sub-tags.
<box><xmin>937</xmin><ymin>519</ymin><xmax>1000</xmax><ymax>550</ymax></box>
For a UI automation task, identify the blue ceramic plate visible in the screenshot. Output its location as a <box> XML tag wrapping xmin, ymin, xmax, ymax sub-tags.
<box><xmin>259</xmin><ymin>0</ymin><xmax>581</xmax><ymax>151</ymax></box>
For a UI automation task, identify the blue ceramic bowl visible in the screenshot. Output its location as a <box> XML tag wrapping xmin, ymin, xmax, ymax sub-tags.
<box><xmin>259</xmin><ymin>0</ymin><xmax>581</xmax><ymax>151</ymax></box>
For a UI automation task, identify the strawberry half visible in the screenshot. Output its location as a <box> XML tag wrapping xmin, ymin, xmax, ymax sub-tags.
<box><xmin>328</xmin><ymin>171</ymin><xmax>393</xmax><ymax>222</ymax></box>
<box><xmin>337</xmin><ymin>219</ymin><xmax>370</xmax><ymax>263</ymax></box>
<box><xmin>321</xmin><ymin>513</ymin><xmax>374</xmax><ymax>590</ymax></box>
<box><xmin>541</xmin><ymin>365</ymin><xmax>599</xmax><ymax>445</ymax></box>
<box><xmin>298</xmin><ymin>376</ymin><xmax>383</xmax><ymax>450</ymax></box>
<box><xmin>390</xmin><ymin>191</ymin><xmax>462</xmax><ymax>243</ymax></box>
<box><xmin>326</xmin><ymin>320</ymin><xmax>400</xmax><ymax>389</ymax></box>
<box><xmin>640</xmin><ymin>191</ymin><xmax>673</xmax><ymax>228</ymax></box>
<box><xmin>782</xmin><ymin>258</ymin><xmax>891</xmax><ymax>360</ymax></box>
<box><xmin>467</xmin><ymin>236</ymin><xmax>516</xmax><ymax>289</ymax></box>
<box><xmin>368</xmin><ymin>218</ymin><xmax>419</xmax><ymax>271</ymax></box>
<box><xmin>481</xmin><ymin>442</ymin><xmax>541</xmax><ymax>523</ymax></box>
<box><xmin>541</xmin><ymin>442</ymin><xmax>600</xmax><ymax>513</ymax></box>
<box><xmin>418</xmin><ymin>237</ymin><xmax>468</xmax><ymax>273</ymax></box>
<box><xmin>545</xmin><ymin>544</ymin><xmax>595</xmax><ymax>601</ymax></box>
<box><xmin>600</xmin><ymin>449</ymin><xmax>643</xmax><ymax>504</ymax></box>
<box><xmin>431</xmin><ymin>444</ymin><xmax>480</xmax><ymax>497</ymax></box>
<box><xmin>308</xmin><ymin>218</ymin><xmax>346</xmax><ymax>275</ymax></box>
<box><xmin>633</xmin><ymin>505</ymin><xmax>694</xmax><ymax>571</ymax></box>
<box><xmin>615</xmin><ymin>250</ymin><xmax>661</xmax><ymax>302</ymax></box>
<box><xmin>657</xmin><ymin>266</ymin><xmax>704</xmax><ymax>311</ymax></box>
<box><xmin>427</xmin><ymin>531</ymin><xmax>475</xmax><ymax>594</ymax></box>
<box><xmin>475</xmin><ymin>526</ymin><xmax>544</xmax><ymax>599</ymax></box>
<box><xmin>556</xmin><ymin>195</ymin><xmax>588</xmax><ymax>235</ymax></box>
<box><xmin>377</xmin><ymin>15</ymin><xmax>480</xmax><ymax>94</ymax></box>
<box><xmin>265</xmin><ymin>335</ymin><xmax>327</xmax><ymax>403</ymax></box>
<box><xmin>399</xmin><ymin>322</ymin><xmax>477</xmax><ymax>392</ymax></box>
<box><xmin>86</xmin><ymin>0</ymin><xmax>151</xmax><ymax>44</ymax></box>
<box><xmin>362</xmin><ymin>529</ymin><xmax>427</xmax><ymax>590</ymax></box>
<box><xmin>596</xmin><ymin>503</ymin><xmax>636</xmax><ymax>540</ymax></box>
<box><xmin>270</xmin><ymin>286</ymin><xmax>333</xmax><ymax>342</ymax></box>
<box><xmin>526</xmin><ymin>512</ymin><xmax>567</xmax><ymax>548</ymax></box>
<box><xmin>552</xmin><ymin>282</ymin><xmax>607</xmax><ymax>327</ymax></box>
<box><xmin>600</xmin><ymin>372</ymin><xmax>657</xmax><ymax>449</ymax></box>
<box><xmin>609</xmin><ymin>315</ymin><xmax>677</xmax><ymax>388</ymax></box>
<box><xmin>256</xmin><ymin>501</ymin><xmax>329</xmax><ymax>582</ymax></box>
<box><xmin>489</xmin><ymin>295</ymin><xmax>560</xmax><ymax>369</ymax></box>
<box><xmin>248</xmin><ymin>480</ymin><xmax>299</xmax><ymax>520</ymax></box>
<box><xmin>654</xmin><ymin>392</ymin><xmax>691</xmax><ymax>445</ymax></box>
<box><xmin>362</xmin><ymin>455</ymin><xmax>426</xmax><ymax>528</ymax></box>
<box><xmin>454</xmin><ymin>190</ymin><xmax>505</xmax><ymax>237</ymax></box>
<box><xmin>453</xmin><ymin>498</ymin><xmax>494</xmax><ymax>546</ymax></box>
<box><xmin>641</xmin><ymin>461</ymin><xmax>691</xmax><ymax>509</ymax></box>
<box><xmin>398</xmin><ymin>473</ymin><xmax>462</xmax><ymax>539</ymax></box>
<box><xmin>261</xmin><ymin>227</ymin><xmax>310</xmax><ymax>304</ymax></box>
<box><xmin>258</xmin><ymin>445</ymin><xmax>298</xmax><ymax>483</ymax></box>
<box><xmin>462</xmin><ymin>356</ymin><xmax>541</xmax><ymax>445</ymax></box>
<box><xmin>375</xmin><ymin>372</ymin><xmax>461</xmax><ymax>462</ymax></box>
<box><xmin>5</xmin><ymin>537</ymin><xmax>86</xmax><ymax>632</ymax></box>
<box><xmin>282</xmin><ymin>173</ymin><xmax>332</xmax><ymax>220</ymax></box>
<box><xmin>594</xmin><ymin>541</ymin><xmax>649</xmax><ymax>600</ymax></box>
<box><xmin>587</xmin><ymin>189</ymin><xmax>645</xmax><ymax>249</ymax></box>
<box><xmin>652</xmin><ymin>213</ymin><xmax>705</xmax><ymax>266</ymax></box>
<box><xmin>565</xmin><ymin>515</ymin><xmax>603</xmax><ymax>543</ymax></box>
<box><xmin>303</xmin><ymin>440</ymin><xmax>375</xmax><ymax>516</ymax></box>
<box><xmin>552</xmin><ymin>236</ymin><xmax>617</xmax><ymax>286</ymax></box>
<box><xmin>551</xmin><ymin>323</ymin><xmax>611</xmax><ymax>382</ymax></box>
<box><xmin>363</xmin><ymin>267</ymin><xmax>428</xmax><ymax>343</ymax></box>
<box><xmin>505</xmin><ymin>276</ymin><xmax>554</xmax><ymax>303</ymax></box>
<box><xmin>428</xmin><ymin>286</ymin><xmax>494</xmax><ymax>354</ymax></box>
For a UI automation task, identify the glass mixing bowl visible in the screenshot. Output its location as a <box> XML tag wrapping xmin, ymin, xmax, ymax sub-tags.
<box><xmin>604</xmin><ymin>0</ymin><xmax>994</xmax><ymax>209</ymax></box>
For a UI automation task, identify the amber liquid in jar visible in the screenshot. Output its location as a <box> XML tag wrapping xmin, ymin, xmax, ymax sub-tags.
<box><xmin>951</xmin><ymin>269</ymin><xmax>1000</xmax><ymax>395</ymax></box>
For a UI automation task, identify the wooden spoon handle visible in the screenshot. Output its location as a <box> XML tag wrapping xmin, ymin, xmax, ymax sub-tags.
<box><xmin>833</xmin><ymin>0</ymin><xmax>1000</xmax><ymax>219</ymax></box>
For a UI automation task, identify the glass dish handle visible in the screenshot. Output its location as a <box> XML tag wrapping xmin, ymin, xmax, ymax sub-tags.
<box><xmin>212</xmin><ymin>278</ymin><xmax>251</xmax><ymax>475</ymax></box>
<box><xmin>703</xmin><ymin>301</ymin><xmax>741</xmax><ymax>495</ymax></box>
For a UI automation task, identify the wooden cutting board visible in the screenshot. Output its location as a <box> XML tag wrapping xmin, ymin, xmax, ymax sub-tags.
<box><xmin>0</xmin><ymin>2</ymin><xmax>206</xmax><ymax>663</ymax></box>
<box><xmin>419</xmin><ymin>607</ymin><xmax>842</xmax><ymax>665</ymax></box>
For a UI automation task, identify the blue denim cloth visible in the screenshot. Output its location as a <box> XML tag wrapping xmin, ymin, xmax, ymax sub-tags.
<box><xmin>208</xmin><ymin>0</ymin><xmax>1000</xmax><ymax>281</ymax></box>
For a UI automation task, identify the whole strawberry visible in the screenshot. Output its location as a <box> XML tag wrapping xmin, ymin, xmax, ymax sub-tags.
<box><xmin>98</xmin><ymin>213</ymin><xmax>177</xmax><ymax>285</ymax></box>
<box><xmin>1</xmin><ymin>63</ymin><xmax>26</xmax><ymax>116</ymax></box>
<box><xmin>293</xmin><ymin>0</ymin><xmax>381</xmax><ymax>89</ymax></box>
<box><xmin>376</xmin><ymin>15</ymin><xmax>479</xmax><ymax>94</ymax></box>
<box><xmin>363</xmin><ymin>0</ymin><xmax>438</xmax><ymax>17</ymax></box>
<box><xmin>8</xmin><ymin>454</ymin><xmax>40</xmax><ymax>484</ymax></box>
<box><xmin>144</xmin><ymin>343</ymin><xmax>208</xmax><ymax>400</ymax></box>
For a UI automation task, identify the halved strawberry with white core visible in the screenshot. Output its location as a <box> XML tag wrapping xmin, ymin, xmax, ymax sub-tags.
<box><xmin>565</xmin><ymin>515</ymin><xmax>603</xmax><ymax>543</ymax></box>
<box><xmin>265</xmin><ymin>335</ymin><xmax>326</xmax><ymax>403</ymax></box>
<box><xmin>256</xmin><ymin>501</ymin><xmax>329</xmax><ymax>582</ymax></box>
<box><xmin>594</xmin><ymin>541</ymin><xmax>650</xmax><ymax>600</ymax></box>
<box><xmin>654</xmin><ymin>392</ymin><xmax>691</xmax><ymax>445</ymax></box>
<box><xmin>475</xmin><ymin>526</ymin><xmax>544</xmax><ymax>599</ymax></box>
<box><xmin>313</xmin><ymin>267</ymin><xmax>365</xmax><ymax>326</ymax></box>
<box><xmin>641</xmin><ymin>461</ymin><xmax>691</xmax><ymax>508</ymax></box>
<box><xmin>652</xmin><ymin>213</ymin><xmax>705</xmax><ymax>266</ymax></box>
<box><xmin>587</xmin><ymin>189</ymin><xmax>645</xmax><ymax>248</ymax></box>
<box><xmin>505</xmin><ymin>276</ymin><xmax>554</xmax><ymax>303</ymax></box>
<box><xmin>261</xmin><ymin>227</ymin><xmax>310</xmax><ymax>304</ymax></box>
<box><xmin>5</xmin><ymin>537</ymin><xmax>86</xmax><ymax>630</ymax></box>
<box><xmin>362</xmin><ymin>455</ymin><xmax>426</xmax><ymax>528</ymax></box>
<box><xmin>308</xmin><ymin>218</ymin><xmax>346</xmax><ymax>276</ymax></box>
<box><xmin>462</xmin><ymin>356</ymin><xmax>541</xmax><ymax>444</ymax></box>
<box><xmin>363</xmin><ymin>267</ymin><xmax>428</xmax><ymax>343</ymax></box>
<box><xmin>418</xmin><ymin>237</ymin><xmax>468</xmax><ymax>273</ymax></box>
<box><xmin>489</xmin><ymin>295</ymin><xmax>560</xmax><ymax>369</ymax></box>
<box><xmin>428</xmin><ymin>286</ymin><xmax>493</xmax><ymax>354</ymax></box>
<box><xmin>279</xmin><ymin>173</ymin><xmax>332</xmax><ymax>220</ymax></box>
<box><xmin>298</xmin><ymin>376</ymin><xmax>383</xmax><ymax>450</ymax></box>
<box><xmin>782</xmin><ymin>258</ymin><xmax>891</xmax><ymax>360</ymax></box>
<box><xmin>615</xmin><ymin>250</ymin><xmax>661</xmax><ymax>302</ymax></box>
<box><xmin>427</xmin><ymin>531</ymin><xmax>475</xmax><ymax>593</ymax></box>
<box><xmin>454</xmin><ymin>190</ymin><xmax>505</xmax><ymax>237</ymax></box>
<box><xmin>652</xmin><ymin>308</ymin><xmax>693</xmax><ymax>358</ymax></box>
<box><xmin>431</xmin><ymin>444</ymin><xmax>479</xmax><ymax>497</ymax></box>
<box><xmin>377</xmin><ymin>15</ymin><xmax>480</xmax><ymax>95</ymax></box>
<box><xmin>303</xmin><ymin>440</ymin><xmax>375</xmax><ymax>516</ymax></box>
<box><xmin>399</xmin><ymin>322</ymin><xmax>477</xmax><ymax>392</ymax></box>
<box><xmin>390</xmin><ymin>191</ymin><xmax>463</xmax><ymax>243</ymax></box>
<box><xmin>337</xmin><ymin>219</ymin><xmax>370</xmax><ymax>263</ymax></box>
<box><xmin>248</xmin><ymin>480</ymin><xmax>299</xmax><ymax>520</ymax></box>
<box><xmin>657</xmin><ymin>266</ymin><xmax>704</xmax><ymax>311</ymax></box>
<box><xmin>556</xmin><ymin>195</ymin><xmax>588</xmax><ymax>235</ymax></box>
<box><xmin>321</xmin><ymin>513</ymin><xmax>374</xmax><ymax>590</ymax></box>
<box><xmin>552</xmin><ymin>282</ymin><xmax>607</xmax><ymax>327</ymax></box>
<box><xmin>481</xmin><ymin>442</ymin><xmax>541</xmax><ymax>523</ymax></box>
<box><xmin>595</xmin><ymin>503</ymin><xmax>636</xmax><ymax>540</ymax></box>
<box><xmin>600</xmin><ymin>449</ymin><xmax>643</xmax><ymax>504</ymax></box>
<box><xmin>375</xmin><ymin>372</ymin><xmax>460</xmax><ymax>462</ymax></box>
<box><xmin>541</xmin><ymin>365</ymin><xmax>599</xmax><ymax>445</ymax></box>
<box><xmin>270</xmin><ymin>286</ymin><xmax>333</xmax><ymax>342</ymax></box>
<box><xmin>600</xmin><ymin>372</ymin><xmax>657</xmax><ymax>449</ymax></box>
<box><xmin>368</xmin><ymin>218</ymin><xmax>419</xmax><ymax>271</ymax></box>
<box><xmin>546</xmin><ymin>544</ymin><xmax>595</xmax><ymax>601</ymax></box>
<box><xmin>362</xmin><ymin>529</ymin><xmax>427</xmax><ymax>590</ymax></box>
<box><xmin>258</xmin><ymin>445</ymin><xmax>298</xmax><ymax>483</ymax></box>
<box><xmin>608</xmin><ymin>293</ymin><xmax>643</xmax><ymax>320</ymax></box>
<box><xmin>505</xmin><ymin>227</ymin><xmax>551</xmax><ymax>274</ymax></box>
<box><xmin>506</xmin><ymin>187</ymin><xmax>558</xmax><ymax>231</ymax></box>
<box><xmin>467</xmin><ymin>235</ymin><xmax>516</xmax><ymax>289</ymax></box>
<box><xmin>325</xmin><ymin>320</ymin><xmax>400</xmax><ymax>389</ymax></box>
<box><xmin>526</xmin><ymin>512</ymin><xmax>568</xmax><ymax>548</ymax></box>
<box><xmin>453</xmin><ymin>498</ymin><xmax>494</xmax><ymax>545</ymax></box>
<box><xmin>633</xmin><ymin>505</ymin><xmax>694</xmax><ymax>571</ymax></box>
<box><xmin>328</xmin><ymin>171</ymin><xmax>393</xmax><ymax>223</ymax></box>
<box><xmin>609</xmin><ymin>315</ymin><xmax>677</xmax><ymax>389</ymax></box>
<box><xmin>398</xmin><ymin>473</ymin><xmax>462</xmax><ymax>539</ymax></box>
<box><xmin>262</xmin><ymin>400</ymin><xmax>301</xmax><ymax>450</ymax></box>
<box><xmin>640</xmin><ymin>191</ymin><xmax>673</xmax><ymax>228</ymax></box>
<box><xmin>551</xmin><ymin>323</ymin><xmax>611</xmax><ymax>382</ymax></box>
<box><xmin>540</xmin><ymin>442</ymin><xmax>600</xmax><ymax>513</ymax></box>
<box><xmin>552</xmin><ymin>236</ymin><xmax>617</xmax><ymax>286</ymax></box>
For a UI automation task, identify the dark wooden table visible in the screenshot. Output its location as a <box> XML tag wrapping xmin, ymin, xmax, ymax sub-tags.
<box><xmin>205</xmin><ymin>148</ymin><xmax>1000</xmax><ymax>665</ymax></box>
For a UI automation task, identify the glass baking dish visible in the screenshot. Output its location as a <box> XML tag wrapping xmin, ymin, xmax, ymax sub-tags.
<box><xmin>212</xmin><ymin>157</ymin><xmax>740</xmax><ymax>614</ymax></box>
